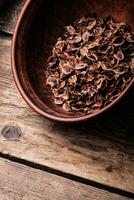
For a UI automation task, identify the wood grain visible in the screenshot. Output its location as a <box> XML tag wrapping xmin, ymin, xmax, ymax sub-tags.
<box><xmin>0</xmin><ymin>157</ymin><xmax>133</xmax><ymax>200</ymax></box>
<box><xmin>0</xmin><ymin>35</ymin><xmax>134</xmax><ymax>193</ymax></box>
<box><xmin>0</xmin><ymin>0</ymin><xmax>25</xmax><ymax>34</ymax></box>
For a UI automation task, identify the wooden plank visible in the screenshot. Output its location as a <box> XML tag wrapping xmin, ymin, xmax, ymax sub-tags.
<box><xmin>0</xmin><ymin>157</ymin><xmax>133</xmax><ymax>200</ymax></box>
<box><xmin>0</xmin><ymin>35</ymin><xmax>134</xmax><ymax>193</ymax></box>
<box><xmin>0</xmin><ymin>0</ymin><xmax>25</xmax><ymax>34</ymax></box>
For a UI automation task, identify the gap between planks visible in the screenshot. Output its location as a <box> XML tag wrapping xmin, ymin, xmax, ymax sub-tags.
<box><xmin>0</xmin><ymin>156</ymin><xmax>134</xmax><ymax>200</ymax></box>
<box><xmin>0</xmin><ymin>152</ymin><xmax>134</xmax><ymax>199</ymax></box>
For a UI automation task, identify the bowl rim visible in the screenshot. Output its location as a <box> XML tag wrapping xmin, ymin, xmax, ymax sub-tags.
<box><xmin>11</xmin><ymin>0</ymin><xmax>134</xmax><ymax>122</ymax></box>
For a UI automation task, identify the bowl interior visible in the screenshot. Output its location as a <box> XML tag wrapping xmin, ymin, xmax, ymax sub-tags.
<box><xmin>14</xmin><ymin>0</ymin><xmax>134</xmax><ymax>120</ymax></box>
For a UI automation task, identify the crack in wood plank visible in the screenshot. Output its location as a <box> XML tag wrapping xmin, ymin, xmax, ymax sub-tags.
<box><xmin>1</xmin><ymin>157</ymin><xmax>133</xmax><ymax>200</ymax></box>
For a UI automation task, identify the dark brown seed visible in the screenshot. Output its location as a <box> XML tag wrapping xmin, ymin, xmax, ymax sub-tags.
<box><xmin>75</xmin><ymin>62</ymin><xmax>87</xmax><ymax>70</ymax></box>
<box><xmin>93</xmin><ymin>27</ymin><xmax>104</xmax><ymax>36</ymax></box>
<box><xmin>103</xmin><ymin>30</ymin><xmax>112</xmax><ymax>38</ymax></box>
<box><xmin>68</xmin><ymin>75</ymin><xmax>77</xmax><ymax>84</ymax></box>
<box><xmin>88</xmin><ymin>41</ymin><xmax>99</xmax><ymax>49</ymax></box>
<box><xmin>99</xmin><ymin>43</ymin><xmax>111</xmax><ymax>54</ymax></box>
<box><xmin>46</xmin><ymin>13</ymin><xmax>134</xmax><ymax>115</ymax></box>
<box><xmin>82</xmin><ymin>31</ymin><xmax>90</xmax><ymax>42</ymax></box>
<box><xmin>87</xmin><ymin>18</ymin><xmax>96</xmax><ymax>30</ymax></box>
<box><xmin>73</xmin><ymin>36</ymin><xmax>82</xmax><ymax>43</ymax></box>
<box><xmin>62</xmin><ymin>102</ymin><xmax>70</xmax><ymax>112</ymax></box>
<box><xmin>55</xmin><ymin>40</ymin><xmax>65</xmax><ymax>51</ymax></box>
<box><xmin>126</xmin><ymin>33</ymin><xmax>134</xmax><ymax>43</ymax></box>
<box><xmin>66</xmin><ymin>25</ymin><xmax>76</xmax><ymax>35</ymax></box>
<box><xmin>80</xmin><ymin>47</ymin><xmax>88</xmax><ymax>57</ymax></box>
<box><xmin>114</xmin><ymin>50</ymin><xmax>124</xmax><ymax>60</ymax></box>
<box><xmin>87</xmin><ymin>53</ymin><xmax>98</xmax><ymax>61</ymax></box>
<box><xmin>54</xmin><ymin>99</ymin><xmax>64</xmax><ymax>105</ymax></box>
<box><xmin>113</xmin><ymin>36</ymin><xmax>124</xmax><ymax>46</ymax></box>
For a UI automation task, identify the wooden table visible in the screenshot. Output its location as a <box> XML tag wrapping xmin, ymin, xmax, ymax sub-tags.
<box><xmin>0</xmin><ymin>1</ymin><xmax>134</xmax><ymax>199</ymax></box>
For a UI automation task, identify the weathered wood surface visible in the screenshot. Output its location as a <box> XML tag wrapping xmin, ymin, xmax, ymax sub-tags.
<box><xmin>1</xmin><ymin>157</ymin><xmax>133</xmax><ymax>200</ymax></box>
<box><xmin>0</xmin><ymin>35</ymin><xmax>134</xmax><ymax>193</ymax></box>
<box><xmin>0</xmin><ymin>0</ymin><xmax>25</xmax><ymax>34</ymax></box>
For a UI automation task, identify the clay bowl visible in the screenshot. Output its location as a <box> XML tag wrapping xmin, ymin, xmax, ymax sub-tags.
<box><xmin>12</xmin><ymin>0</ymin><xmax>134</xmax><ymax>122</ymax></box>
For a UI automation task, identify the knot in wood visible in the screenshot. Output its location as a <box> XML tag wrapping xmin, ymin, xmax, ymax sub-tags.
<box><xmin>1</xmin><ymin>125</ymin><xmax>22</xmax><ymax>140</ymax></box>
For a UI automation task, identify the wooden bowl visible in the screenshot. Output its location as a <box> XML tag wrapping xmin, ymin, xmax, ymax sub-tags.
<box><xmin>11</xmin><ymin>0</ymin><xmax>134</xmax><ymax>122</ymax></box>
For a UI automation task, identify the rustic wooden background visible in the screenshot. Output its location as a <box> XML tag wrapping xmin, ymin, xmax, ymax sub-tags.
<box><xmin>0</xmin><ymin>1</ymin><xmax>134</xmax><ymax>199</ymax></box>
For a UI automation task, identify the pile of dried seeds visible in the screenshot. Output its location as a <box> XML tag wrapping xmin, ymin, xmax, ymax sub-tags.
<box><xmin>46</xmin><ymin>13</ymin><xmax>134</xmax><ymax>115</ymax></box>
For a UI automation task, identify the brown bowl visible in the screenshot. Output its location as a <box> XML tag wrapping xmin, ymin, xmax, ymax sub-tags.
<box><xmin>12</xmin><ymin>0</ymin><xmax>134</xmax><ymax>122</ymax></box>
